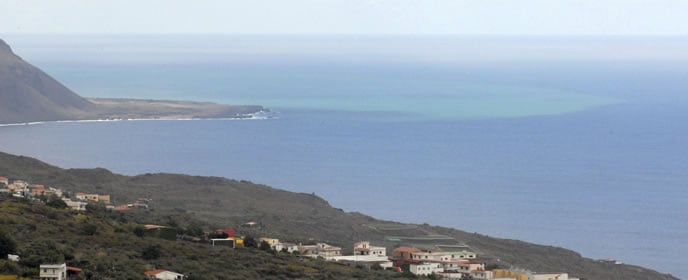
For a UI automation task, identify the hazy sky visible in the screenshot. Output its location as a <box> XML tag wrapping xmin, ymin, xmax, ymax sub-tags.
<box><xmin>1</xmin><ymin>0</ymin><xmax>687</xmax><ymax>35</ymax></box>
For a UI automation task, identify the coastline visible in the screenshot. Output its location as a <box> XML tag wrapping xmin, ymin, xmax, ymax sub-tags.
<box><xmin>0</xmin><ymin>110</ymin><xmax>277</xmax><ymax>128</ymax></box>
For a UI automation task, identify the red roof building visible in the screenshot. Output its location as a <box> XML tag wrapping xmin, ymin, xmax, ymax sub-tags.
<box><xmin>215</xmin><ymin>228</ymin><xmax>236</xmax><ymax>237</ymax></box>
<box><xmin>144</xmin><ymin>269</ymin><xmax>184</xmax><ymax>279</ymax></box>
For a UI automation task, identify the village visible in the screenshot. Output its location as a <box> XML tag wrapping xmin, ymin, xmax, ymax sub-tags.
<box><xmin>0</xmin><ymin>175</ymin><xmax>581</xmax><ymax>280</ymax></box>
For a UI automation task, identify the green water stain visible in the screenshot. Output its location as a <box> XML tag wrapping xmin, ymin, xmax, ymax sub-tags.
<box><xmin>227</xmin><ymin>84</ymin><xmax>622</xmax><ymax>120</ymax></box>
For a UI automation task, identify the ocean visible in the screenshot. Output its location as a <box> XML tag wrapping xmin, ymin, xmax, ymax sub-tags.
<box><xmin>1</xmin><ymin>35</ymin><xmax>686</xmax><ymax>278</ymax></box>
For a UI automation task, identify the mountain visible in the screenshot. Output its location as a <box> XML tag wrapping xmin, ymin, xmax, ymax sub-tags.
<box><xmin>0</xmin><ymin>39</ymin><xmax>95</xmax><ymax>123</ymax></box>
<box><xmin>0</xmin><ymin>151</ymin><xmax>678</xmax><ymax>280</ymax></box>
<box><xmin>0</xmin><ymin>38</ymin><xmax>265</xmax><ymax>124</ymax></box>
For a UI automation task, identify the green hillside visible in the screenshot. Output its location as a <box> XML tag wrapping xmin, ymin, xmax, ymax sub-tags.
<box><xmin>0</xmin><ymin>151</ymin><xmax>679</xmax><ymax>280</ymax></box>
<box><xmin>0</xmin><ymin>198</ymin><xmax>406</xmax><ymax>279</ymax></box>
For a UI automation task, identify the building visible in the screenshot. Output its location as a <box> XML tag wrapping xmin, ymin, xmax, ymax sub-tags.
<box><xmin>0</xmin><ymin>176</ymin><xmax>8</xmax><ymax>185</ymax></box>
<box><xmin>30</xmin><ymin>185</ymin><xmax>46</xmax><ymax>196</ymax></box>
<box><xmin>210</xmin><ymin>238</ymin><xmax>236</xmax><ymax>248</ymax></box>
<box><xmin>259</xmin><ymin>237</ymin><xmax>280</xmax><ymax>246</ymax></box>
<box><xmin>273</xmin><ymin>242</ymin><xmax>299</xmax><ymax>253</ymax></box>
<box><xmin>75</xmin><ymin>192</ymin><xmax>110</xmax><ymax>203</ymax></box>
<box><xmin>299</xmin><ymin>243</ymin><xmax>342</xmax><ymax>257</ymax></box>
<box><xmin>493</xmin><ymin>269</ymin><xmax>529</xmax><ymax>280</ymax></box>
<box><xmin>40</xmin><ymin>263</ymin><xmax>66</xmax><ymax>280</ymax></box>
<box><xmin>410</xmin><ymin>263</ymin><xmax>443</xmax><ymax>276</ymax></box>
<box><xmin>353</xmin><ymin>241</ymin><xmax>386</xmax><ymax>256</ymax></box>
<box><xmin>470</xmin><ymin>270</ymin><xmax>493</xmax><ymax>280</ymax></box>
<box><xmin>214</xmin><ymin>228</ymin><xmax>236</xmax><ymax>237</ymax></box>
<box><xmin>43</xmin><ymin>187</ymin><xmax>63</xmax><ymax>198</ymax></box>
<box><xmin>63</xmin><ymin>199</ymin><xmax>88</xmax><ymax>211</ymax></box>
<box><xmin>144</xmin><ymin>269</ymin><xmax>185</xmax><ymax>280</ymax></box>
<box><xmin>97</xmin><ymin>194</ymin><xmax>111</xmax><ymax>204</ymax></box>
<box><xmin>532</xmin><ymin>273</ymin><xmax>573</xmax><ymax>280</ymax></box>
<box><xmin>392</xmin><ymin>246</ymin><xmax>420</xmax><ymax>260</ymax></box>
<box><xmin>411</xmin><ymin>251</ymin><xmax>453</xmax><ymax>262</ymax></box>
<box><xmin>327</xmin><ymin>255</ymin><xmax>394</xmax><ymax>269</ymax></box>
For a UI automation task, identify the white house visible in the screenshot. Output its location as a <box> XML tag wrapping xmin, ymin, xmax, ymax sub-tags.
<box><xmin>410</xmin><ymin>263</ymin><xmax>443</xmax><ymax>276</ymax></box>
<box><xmin>7</xmin><ymin>254</ymin><xmax>19</xmax><ymax>261</ymax></box>
<box><xmin>532</xmin><ymin>273</ymin><xmax>572</xmax><ymax>280</ymax></box>
<box><xmin>411</xmin><ymin>251</ymin><xmax>453</xmax><ymax>262</ymax></box>
<box><xmin>299</xmin><ymin>243</ymin><xmax>342</xmax><ymax>257</ymax></box>
<box><xmin>443</xmin><ymin>249</ymin><xmax>477</xmax><ymax>260</ymax></box>
<box><xmin>62</xmin><ymin>199</ymin><xmax>88</xmax><ymax>211</ymax></box>
<box><xmin>144</xmin><ymin>269</ymin><xmax>184</xmax><ymax>280</ymax></box>
<box><xmin>209</xmin><ymin>238</ymin><xmax>235</xmax><ymax>248</ymax></box>
<box><xmin>353</xmin><ymin>241</ymin><xmax>386</xmax><ymax>256</ymax></box>
<box><xmin>273</xmin><ymin>242</ymin><xmax>299</xmax><ymax>253</ymax></box>
<box><xmin>327</xmin><ymin>255</ymin><xmax>394</xmax><ymax>269</ymax></box>
<box><xmin>40</xmin><ymin>263</ymin><xmax>66</xmax><ymax>280</ymax></box>
<box><xmin>470</xmin><ymin>270</ymin><xmax>493</xmax><ymax>280</ymax></box>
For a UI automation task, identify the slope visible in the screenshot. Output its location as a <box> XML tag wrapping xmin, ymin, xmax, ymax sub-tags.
<box><xmin>0</xmin><ymin>151</ymin><xmax>678</xmax><ymax>280</ymax></box>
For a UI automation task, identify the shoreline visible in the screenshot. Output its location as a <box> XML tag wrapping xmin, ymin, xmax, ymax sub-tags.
<box><xmin>0</xmin><ymin>110</ymin><xmax>277</xmax><ymax>128</ymax></box>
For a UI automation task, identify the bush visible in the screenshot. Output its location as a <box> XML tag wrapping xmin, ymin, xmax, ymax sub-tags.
<box><xmin>80</xmin><ymin>223</ymin><xmax>98</xmax><ymax>236</ymax></box>
<box><xmin>243</xmin><ymin>236</ymin><xmax>257</xmax><ymax>248</ymax></box>
<box><xmin>46</xmin><ymin>195</ymin><xmax>67</xmax><ymax>209</ymax></box>
<box><xmin>0</xmin><ymin>232</ymin><xmax>16</xmax><ymax>257</ymax></box>
<box><xmin>259</xmin><ymin>241</ymin><xmax>272</xmax><ymax>252</ymax></box>
<box><xmin>141</xmin><ymin>245</ymin><xmax>161</xmax><ymax>260</ymax></box>
<box><xmin>133</xmin><ymin>226</ymin><xmax>145</xmax><ymax>237</ymax></box>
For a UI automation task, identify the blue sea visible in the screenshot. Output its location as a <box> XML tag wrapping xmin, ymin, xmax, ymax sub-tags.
<box><xmin>1</xmin><ymin>35</ymin><xmax>687</xmax><ymax>278</ymax></box>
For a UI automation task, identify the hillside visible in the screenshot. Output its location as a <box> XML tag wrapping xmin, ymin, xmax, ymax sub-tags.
<box><xmin>0</xmin><ymin>151</ymin><xmax>678</xmax><ymax>280</ymax></box>
<box><xmin>0</xmin><ymin>39</ymin><xmax>94</xmax><ymax>123</ymax></box>
<box><xmin>0</xmin><ymin>199</ymin><xmax>405</xmax><ymax>279</ymax></box>
<box><xmin>0</xmin><ymin>38</ymin><xmax>265</xmax><ymax>124</ymax></box>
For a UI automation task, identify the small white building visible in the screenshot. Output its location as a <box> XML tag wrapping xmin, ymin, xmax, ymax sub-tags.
<box><xmin>144</xmin><ymin>269</ymin><xmax>185</xmax><ymax>280</ymax></box>
<box><xmin>40</xmin><ymin>263</ymin><xmax>66</xmax><ymax>280</ymax></box>
<box><xmin>532</xmin><ymin>273</ymin><xmax>571</xmax><ymax>280</ymax></box>
<box><xmin>410</xmin><ymin>263</ymin><xmax>443</xmax><ymax>276</ymax></box>
<box><xmin>411</xmin><ymin>251</ymin><xmax>453</xmax><ymax>262</ymax></box>
<box><xmin>273</xmin><ymin>242</ymin><xmax>299</xmax><ymax>253</ymax></box>
<box><xmin>62</xmin><ymin>199</ymin><xmax>88</xmax><ymax>211</ymax></box>
<box><xmin>209</xmin><ymin>238</ymin><xmax>235</xmax><ymax>248</ymax></box>
<box><xmin>326</xmin><ymin>255</ymin><xmax>394</xmax><ymax>269</ymax></box>
<box><xmin>470</xmin><ymin>270</ymin><xmax>493</xmax><ymax>280</ymax></box>
<box><xmin>353</xmin><ymin>241</ymin><xmax>386</xmax><ymax>256</ymax></box>
<box><xmin>299</xmin><ymin>243</ymin><xmax>342</xmax><ymax>257</ymax></box>
<box><xmin>7</xmin><ymin>254</ymin><xmax>19</xmax><ymax>261</ymax></box>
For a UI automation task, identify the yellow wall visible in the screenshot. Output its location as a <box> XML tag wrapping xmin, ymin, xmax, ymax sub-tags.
<box><xmin>493</xmin><ymin>269</ymin><xmax>529</xmax><ymax>280</ymax></box>
<box><xmin>0</xmin><ymin>275</ymin><xmax>30</xmax><ymax>280</ymax></box>
<box><xmin>232</xmin><ymin>237</ymin><xmax>244</xmax><ymax>246</ymax></box>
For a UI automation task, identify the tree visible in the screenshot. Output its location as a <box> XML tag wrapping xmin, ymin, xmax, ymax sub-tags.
<box><xmin>46</xmin><ymin>195</ymin><xmax>68</xmax><ymax>209</ymax></box>
<box><xmin>0</xmin><ymin>232</ymin><xmax>16</xmax><ymax>257</ymax></box>
<box><xmin>141</xmin><ymin>245</ymin><xmax>161</xmax><ymax>260</ymax></box>
<box><xmin>185</xmin><ymin>225</ymin><xmax>204</xmax><ymax>237</ymax></box>
<box><xmin>85</xmin><ymin>202</ymin><xmax>106</xmax><ymax>215</ymax></box>
<box><xmin>243</xmin><ymin>236</ymin><xmax>257</xmax><ymax>248</ymax></box>
<box><xmin>80</xmin><ymin>223</ymin><xmax>98</xmax><ymax>236</ymax></box>
<box><xmin>133</xmin><ymin>225</ymin><xmax>146</xmax><ymax>237</ymax></box>
<box><xmin>259</xmin><ymin>240</ymin><xmax>272</xmax><ymax>251</ymax></box>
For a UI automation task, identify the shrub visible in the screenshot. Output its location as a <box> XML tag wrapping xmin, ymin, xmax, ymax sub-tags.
<box><xmin>0</xmin><ymin>232</ymin><xmax>16</xmax><ymax>257</ymax></box>
<box><xmin>80</xmin><ymin>223</ymin><xmax>98</xmax><ymax>236</ymax></box>
<box><xmin>141</xmin><ymin>245</ymin><xmax>161</xmax><ymax>260</ymax></box>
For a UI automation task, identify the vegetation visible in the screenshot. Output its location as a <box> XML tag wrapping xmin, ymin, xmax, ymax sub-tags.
<box><xmin>0</xmin><ymin>199</ymin><xmax>411</xmax><ymax>279</ymax></box>
<box><xmin>0</xmin><ymin>151</ymin><xmax>679</xmax><ymax>280</ymax></box>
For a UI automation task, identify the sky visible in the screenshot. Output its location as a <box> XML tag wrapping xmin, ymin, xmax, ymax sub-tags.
<box><xmin>1</xmin><ymin>0</ymin><xmax>687</xmax><ymax>36</ymax></box>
